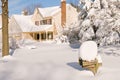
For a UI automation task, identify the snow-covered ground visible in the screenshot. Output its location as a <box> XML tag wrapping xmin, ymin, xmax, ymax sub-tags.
<box><xmin>0</xmin><ymin>41</ymin><xmax>120</xmax><ymax>80</ymax></box>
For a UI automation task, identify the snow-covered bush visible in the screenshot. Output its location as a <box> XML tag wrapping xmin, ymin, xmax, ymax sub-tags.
<box><xmin>9</xmin><ymin>37</ymin><xmax>18</xmax><ymax>49</ymax></box>
<box><xmin>99</xmin><ymin>31</ymin><xmax>120</xmax><ymax>46</ymax></box>
<box><xmin>68</xmin><ymin>30</ymin><xmax>80</xmax><ymax>44</ymax></box>
<box><xmin>55</xmin><ymin>35</ymin><xmax>69</xmax><ymax>44</ymax></box>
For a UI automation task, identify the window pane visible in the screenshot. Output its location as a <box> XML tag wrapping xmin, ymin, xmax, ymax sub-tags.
<box><xmin>35</xmin><ymin>21</ymin><xmax>39</xmax><ymax>26</ymax></box>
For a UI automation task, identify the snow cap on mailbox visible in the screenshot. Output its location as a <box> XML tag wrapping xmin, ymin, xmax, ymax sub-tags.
<box><xmin>79</xmin><ymin>41</ymin><xmax>98</xmax><ymax>61</ymax></box>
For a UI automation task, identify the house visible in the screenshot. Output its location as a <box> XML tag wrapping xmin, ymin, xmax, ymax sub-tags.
<box><xmin>9</xmin><ymin>15</ymin><xmax>54</xmax><ymax>41</ymax></box>
<box><xmin>9</xmin><ymin>0</ymin><xmax>79</xmax><ymax>41</ymax></box>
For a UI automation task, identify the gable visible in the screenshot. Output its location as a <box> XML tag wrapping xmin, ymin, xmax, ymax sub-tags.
<box><xmin>32</xmin><ymin>8</ymin><xmax>43</xmax><ymax>22</ymax></box>
<box><xmin>9</xmin><ymin>16</ymin><xmax>23</xmax><ymax>34</ymax></box>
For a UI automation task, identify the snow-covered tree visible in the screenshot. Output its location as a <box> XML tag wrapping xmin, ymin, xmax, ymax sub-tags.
<box><xmin>77</xmin><ymin>0</ymin><xmax>120</xmax><ymax>46</ymax></box>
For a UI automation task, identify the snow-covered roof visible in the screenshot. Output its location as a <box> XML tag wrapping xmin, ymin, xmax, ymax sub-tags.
<box><xmin>38</xmin><ymin>6</ymin><xmax>61</xmax><ymax>17</ymax></box>
<box><xmin>12</xmin><ymin>15</ymin><xmax>53</xmax><ymax>32</ymax></box>
<box><xmin>38</xmin><ymin>4</ymin><xmax>71</xmax><ymax>17</ymax></box>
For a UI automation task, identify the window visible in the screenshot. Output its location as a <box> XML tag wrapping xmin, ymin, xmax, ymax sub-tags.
<box><xmin>47</xmin><ymin>32</ymin><xmax>53</xmax><ymax>40</ymax></box>
<box><xmin>43</xmin><ymin>20</ymin><xmax>47</xmax><ymax>24</ymax></box>
<box><xmin>40</xmin><ymin>20</ymin><xmax>47</xmax><ymax>25</ymax></box>
<box><xmin>40</xmin><ymin>19</ymin><xmax>52</xmax><ymax>25</ymax></box>
<box><xmin>47</xmin><ymin>19</ymin><xmax>52</xmax><ymax>24</ymax></box>
<box><xmin>41</xmin><ymin>32</ymin><xmax>46</xmax><ymax>40</ymax></box>
<box><xmin>35</xmin><ymin>21</ymin><xmax>39</xmax><ymax>26</ymax></box>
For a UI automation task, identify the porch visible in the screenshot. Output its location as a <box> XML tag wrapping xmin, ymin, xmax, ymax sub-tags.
<box><xmin>29</xmin><ymin>31</ymin><xmax>54</xmax><ymax>41</ymax></box>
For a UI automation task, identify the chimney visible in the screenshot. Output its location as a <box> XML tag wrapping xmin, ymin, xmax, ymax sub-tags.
<box><xmin>61</xmin><ymin>0</ymin><xmax>66</xmax><ymax>28</ymax></box>
<box><xmin>21</xmin><ymin>9</ymin><xmax>28</xmax><ymax>16</ymax></box>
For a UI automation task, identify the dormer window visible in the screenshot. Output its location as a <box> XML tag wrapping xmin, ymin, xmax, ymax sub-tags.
<box><xmin>47</xmin><ymin>19</ymin><xmax>52</xmax><ymax>24</ymax></box>
<box><xmin>43</xmin><ymin>20</ymin><xmax>47</xmax><ymax>24</ymax></box>
<box><xmin>40</xmin><ymin>20</ymin><xmax>46</xmax><ymax>25</ymax></box>
<box><xmin>35</xmin><ymin>21</ymin><xmax>39</xmax><ymax>26</ymax></box>
<box><xmin>40</xmin><ymin>19</ymin><xmax>52</xmax><ymax>25</ymax></box>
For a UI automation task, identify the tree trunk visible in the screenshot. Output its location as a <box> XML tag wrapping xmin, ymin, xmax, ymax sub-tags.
<box><xmin>100</xmin><ymin>0</ymin><xmax>103</xmax><ymax>9</ymax></box>
<box><xmin>1</xmin><ymin>0</ymin><xmax>9</xmax><ymax>57</ymax></box>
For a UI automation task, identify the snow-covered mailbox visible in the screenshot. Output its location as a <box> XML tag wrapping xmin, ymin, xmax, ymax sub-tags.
<box><xmin>78</xmin><ymin>41</ymin><xmax>102</xmax><ymax>75</ymax></box>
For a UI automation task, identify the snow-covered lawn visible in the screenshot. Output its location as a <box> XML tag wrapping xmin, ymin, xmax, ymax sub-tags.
<box><xmin>0</xmin><ymin>42</ymin><xmax>120</xmax><ymax>80</ymax></box>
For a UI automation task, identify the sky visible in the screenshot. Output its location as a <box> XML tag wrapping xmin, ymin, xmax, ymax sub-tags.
<box><xmin>0</xmin><ymin>0</ymin><xmax>79</xmax><ymax>16</ymax></box>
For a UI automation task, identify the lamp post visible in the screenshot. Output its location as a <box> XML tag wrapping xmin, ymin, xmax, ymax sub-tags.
<box><xmin>1</xmin><ymin>0</ymin><xmax>9</xmax><ymax>57</ymax></box>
